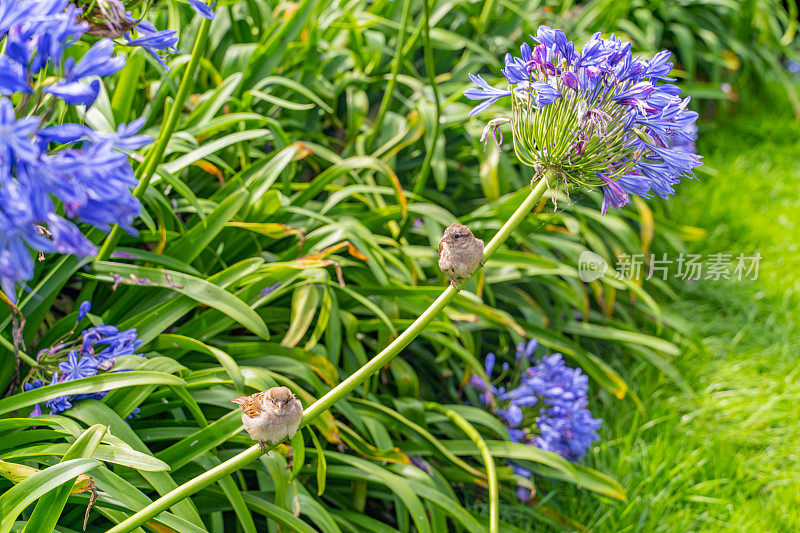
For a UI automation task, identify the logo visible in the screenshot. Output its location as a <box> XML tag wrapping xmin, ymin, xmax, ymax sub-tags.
<box><xmin>578</xmin><ymin>251</ymin><xmax>609</xmax><ymax>282</ymax></box>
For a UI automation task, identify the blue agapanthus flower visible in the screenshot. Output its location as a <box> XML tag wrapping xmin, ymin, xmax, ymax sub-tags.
<box><xmin>77</xmin><ymin>300</ymin><xmax>92</xmax><ymax>321</ymax></box>
<box><xmin>44</xmin><ymin>372</ymin><xmax>73</xmax><ymax>415</ymax></box>
<box><xmin>23</xmin><ymin>379</ymin><xmax>43</xmax><ymax>416</ymax></box>
<box><xmin>188</xmin><ymin>0</ymin><xmax>215</xmax><ymax>20</ymax></box>
<box><xmin>470</xmin><ymin>340</ymin><xmax>602</xmax><ymax>500</ymax></box>
<box><xmin>124</xmin><ymin>19</ymin><xmax>180</xmax><ymax>69</ymax></box>
<box><xmin>44</xmin><ymin>38</ymin><xmax>124</xmax><ymax>106</ymax></box>
<box><xmin>25</xmin><ymin>313</ymin><xmax>145</xmax><ymax>416</ymax></box>
<box><xmin>0</xmin><ymin>2</ymin><xmax>153</xmax><ymax>301</ymax></box>
<box><xmin>465</xmin><ymin>26</ymin><xmax>702</xmax><ymax>215</ymax></box>
<box><xmin>58</xmin><ymin>350</ymin><xmax>99</xmax><ymax>380</ymax></box>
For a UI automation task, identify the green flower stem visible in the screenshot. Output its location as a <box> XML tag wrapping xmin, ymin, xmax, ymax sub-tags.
<box><xmin>477</xmin><ymin>0</ymin><xmax>495</xmax><ymax>34</ymax></box>
<box><xmin>94</xmin><ymin>14</ymin><xmax>214</xmax><ymax>263</ymax></box>
<box><xmin>105</xmin><ymin>175</ymin><xmax>552</xmax><ymax>533</ymax></box>
<box><xmin>77</xmin><ymin>13</ymin><xmax>214</xmax><ymax>306</ymax></box>
<box><xmin>411</xmin><ymin>0</ymin><xmax>441</xmax><ymax>197</ymax></box>
<box><xmin>424</xmin><ymin>402</ymin><xmax>498</xmax><ymax>533</ymax></box>
<box><xmin>365</xmin><ymin>0</ymin><xmax>411</xmax><ymax>150</ymax></box>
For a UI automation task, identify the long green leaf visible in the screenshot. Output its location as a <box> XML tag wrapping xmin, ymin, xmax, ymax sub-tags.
<box><xmin>90</xmin><ymin>262</ymin><xmax>269</xmax><ymax>339</ymax></box>
<box><xmin>0</xmin><ymin>459</ymin><xmax>100</xmax><ymax>533</ymax></box>
<box><xmin>24</xmin><ymin>424</ymin><xmax>106</xmax><ymax>532</ymax></box>
<box><xmin>0</xmin><ymin>372</ymin><xmax>185</xmax><ymax>416</ymax></box>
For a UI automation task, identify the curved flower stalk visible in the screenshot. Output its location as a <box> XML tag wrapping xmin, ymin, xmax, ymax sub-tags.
<box><xmin>0</xmin><ymin>1</ymin><xmax>153</xmax><ymax>302</ymax></box>
<box><xmin>22</xmin><ymin>301</ymin><xmax>145</xmax><ymax>417</ymax></box>
<box><xmin>104</xmin><ymin>173</ymin><xmax>557</xmax><ymax>533</ymax></box>
<box><xmin>465</xmin><ymin>26</ymin><xmax>702</xmax><ymax>214</ymax></box>
<box><xmin>470</xmin><ymin>340</ymin><xmax>601</xmax><ymax>501</ymax></box>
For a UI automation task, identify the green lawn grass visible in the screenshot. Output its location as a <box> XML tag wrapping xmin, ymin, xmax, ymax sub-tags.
<box><xmin>509</xmin><ymin>107</ymin><xmax>800</xmax><ymax>531</ymax></box>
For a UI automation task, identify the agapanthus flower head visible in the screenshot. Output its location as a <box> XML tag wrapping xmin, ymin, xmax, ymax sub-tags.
<box><xmin>469</xmin><ymin>340</ymin><xmax>602</xmax><ymax>499</ymax></box>
<box><xmin>0</xmin><ymin>2</ymin><xmax>153</xmax><ymax>301</ymax></box>
<box><xmin>465</xmin><ymin>27</ymin><xmax>702</xmax><ymax>214</ymax></box>
<box><xmin>25</xmin><ymin>312</ymin><xmax>145</xmax><ymax>416</ymax></box>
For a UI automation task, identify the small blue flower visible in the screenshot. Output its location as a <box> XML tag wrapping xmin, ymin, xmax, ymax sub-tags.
<box><xmin>44</xmin><ymin>79</ymin><xmax>101</xmax><ymax>107</ymax></box>
<box><xmin>44</xmin><ymin>39</ymin><xmax>124</xmax><ymax>107</ymax></box>
<box><xmin>58</xmin><ymin>350</ymin><xmax>99</xmax><ymax>380</ymax></box>
<box><xmin>23</xmin><ymin>379</ymin><xmax>43</xmax><ymax>417</ymax></box>
<box><xmin>0</xmin><ymin>55</ymin><xmax>30</xmax><ymax>95</ymax></box>
<box><xmin>88</xmin><ymin>118</ymin><xmax>152</xmax><ymax>151</ymax></box>
<box><xmin>463</xmin><ymin>74</ymin><xmax>512</xmax><ymax>116</ymax></box>
<box><xmin>0</xmin><ymin>98</ymin><xmax>40</xmax><ymax>162</ymax></box>
<box><xmin>77</xmin><ymin>301</ymin><xmax>91</xmax><ymax>321</ymax></box>
<box><xmin>36</xmin><ymin>123</ymin><xmax>92</xmax><ymax>145</ymax></box>
<box><xmin>530</xmin><ymin>81</ymin><xmax>561</xmax><ymax>107</ymax></box>
<box><xmin>44</xmin><ymin>372</ymin><xmax>73</xmax><ymax>415</ymax></box>
<box><xmin>497</xmin><ymin>403</ymin><xmax>523</xmax><ymax>427</ymax></box>
<box><xmin>46</xmin><ymin>214</ymin><xmax>97</xmax><ymax>256</ymax></box>
<box><xmin>612</xmin><ymin>81</ymin><xmax>656</xmax><ymax>105</ymax></box>
<box><xmin>410</xmin><ymin>456</ymin><xmax>433</xmax><ymax>476</ymax></box>
<box><xmin>125</xmin><ymin>20</ymin><xmax>180</xmax><ymax>70</ymax></box>
<box><xmin>260</xmin><ymin>281</ymin><xmax>282</xmax><ymax>297</ymax></box>
<box><xmin>45</xmin><ymin>394</ymin><xmax>73</xmax><ymax>415</ymax></box>
<box><xmin>515</xmin><ymin>339</ymin><xmax>538</xmax><ymax>362</ymax></box>
<box><xmin>188</xmin><ymin>0</ymin><xmax>215</xmax><ymax>20</ymax></box>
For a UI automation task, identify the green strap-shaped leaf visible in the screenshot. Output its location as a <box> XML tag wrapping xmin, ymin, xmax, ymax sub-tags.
<box><xmin>240</xmin><ymin>493</ymin><xmax>317</xmax><ymax>533</ymax></box>
<box><xmin>350</xmin><ymin>399</ymin><xmax>485</xmax><ymax>479</ymax></box>
<box><xmin>153</xmin><ymin>334</ymin><xmax>244</xmax><ymax>393</ymax></box>
<box><xmin>282</xmin><ymin>284</ymin><xmax>321</xmax><ymax>347</ymax></box>
<box><xmin>107</xmin><ymin>247</ymin><xmax>202</xmax><ymax>275</ymax></box>
<box><xmin>161</xmin><ymin>129</ymin><xmax>270</xmax><ymax>175</ymax></box>
<box><xmin>422</xmin><ymin>440</ymin><xmax>624</xmax><ymax>500</ymax></box>
<box><xmin>330</xmin><ymin>510</ymin><xmax>400</xmax><ymax>533</ymax></box>
<box><xmin>0</xmin><ymin>459</ymin><xmax>100</xmax><ymax>533</ymax></box>
<box><xmin>0</xmin><ymin>371</ymin><xmax>185</xmax><ymax>416</ymax></box>
<box><xmin>165</xmin><ymin>188</ymin><xmax>248</xmax><ymax>264</ymax></box>
<box><xmin>90</xmin><ymin>466</ymin><xmax>207</xmax><ymax>533</ymax></box>
<box><xmin>67</xmin><ymin>401</ymin><xmax>205</xmax><ymax>526</ymax></box>
<box><xmin>324</xmin><ymin>452</ymin><xmax>432</xmax><ymax>533</ymax></box>
<box><xmin>195</xmin><ymin>455</ymin><xmax>257</xmax><ymax>533</ymax></box>
<box><xmin>560</xmin><ymin>321</ymin><xmax>681</xmax><ymax>355</ymax></box>
<box><xmin>4</xmin><ymin>442</ymin><xmax>170</xmax><ymax>472</ymax></box>
<box><xmin>296</xmin><ymin>493</ymin><xmax>342</xmax><ymax>533</ymax></box>
<box><xmin>121</xmin><ymin>258</ymin><xmax>265</xmax><ymax>343</ymax></box>
<box><xmin>155</xmin><ymin>410</ymin><xmax>243</xmax><ymax>471</ymax></box>
<box><xmin>307</xmin><ymin>429</ymin><xmax>327</xmax><ymax>496</ymax></box>
<box><xmin>184</xmin><ymin>73</ymin><xmax>244</xmax><ymax>127</ymax></box>
<box><xmin>91</xmin><ymin>261</ymin><xmax>269</xmax><ymax>339</ymax></box>
<box><xmin>24</xmin><ymin>424</ymin><xmax>107</xmax><ymax>532</ymax></box>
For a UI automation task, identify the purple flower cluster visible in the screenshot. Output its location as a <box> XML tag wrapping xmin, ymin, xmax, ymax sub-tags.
<box><xmin>465</xmin><ymin>26</ymin><xmax>702</xmax><ymax>215</ymax></box>
<box><xmin>0</xmin><ymin>1</ymin><xmax>154</xmax><ymax>301</ymax></box>
<box><xmin>25</xmin><ymin>301</ymin><xmax>144</xmax><ymax>416</ymax></box>
<box><xmin>471</xmin><ymin>340</ymin><xmax>601</xmax><ymax>500</ymax></box>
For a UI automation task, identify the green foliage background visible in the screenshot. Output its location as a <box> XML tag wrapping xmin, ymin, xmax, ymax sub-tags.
<box><xmin>0</xmin><ymin>0</ymin><xmax>797</xmax><ymax>531</ymax></box>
